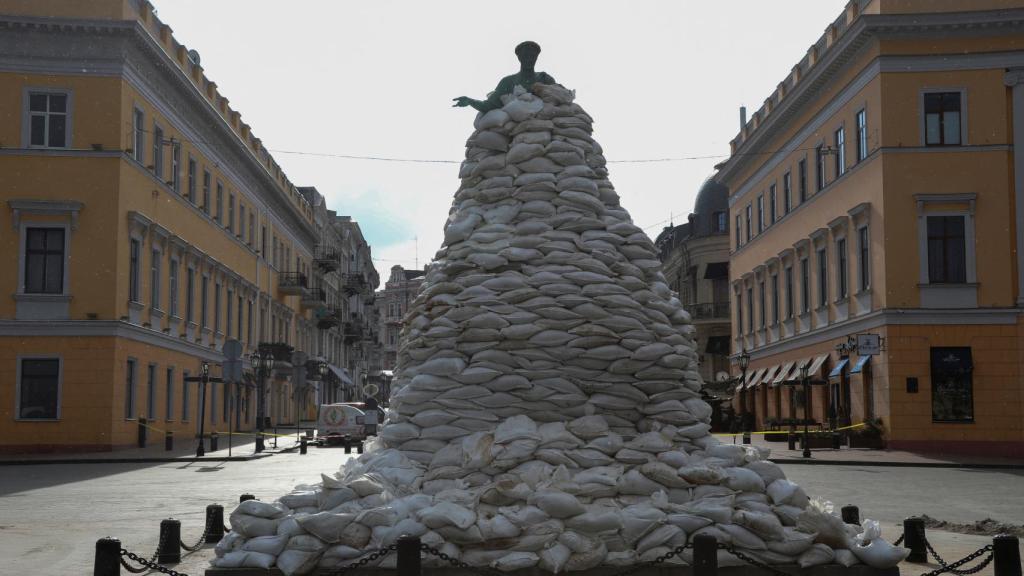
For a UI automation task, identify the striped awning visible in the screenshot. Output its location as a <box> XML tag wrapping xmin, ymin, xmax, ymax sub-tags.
<box><xmin>761</xmin><ymin>365</ymin><xmax>779</xmax><ymax>385</ymax></box>
<box><xmin>828</xmin><ymin>357</ymin><xmax>850</xmax><ymax>378</ymax></box>
<box><xmin>772</xmin><ymin>361</ymin><xmax>795</xmax><ymax>386</ymax></box>
<box><xmin>746</xmin><ymin>367</ymin><xmax>766</xmax><ymax>389</ymax></box>
<box><xmin>850</xmin><ymin>355</ymin><xmax>871</xmax><ymax>374</ymax></box>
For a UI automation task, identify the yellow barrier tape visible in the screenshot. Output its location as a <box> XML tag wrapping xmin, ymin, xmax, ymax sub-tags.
<box><xmin>713</xmin><ymin>422</ymin><xmax>866</xmax><ymax>438</ymax></box>
<box><xmin>138</xmin><ymin>421</ymin><xmax>168</xmax><ymax>434</ymax></box>
<box><xmin>211</xmin><ymin>430</ymin><xmax>298</xmax><ymax>438</ymax></box>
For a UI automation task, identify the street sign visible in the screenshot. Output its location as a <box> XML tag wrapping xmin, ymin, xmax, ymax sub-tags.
<box><xmin>223</xmin><ymin>338</ymin><xmax>243</xmax><ymax>360</ymax></box>
<box><xmin>857</xmin><ymin>333</ymin><xmax>881</xmax><ymax>355</ymax></box>
<box><xmin>223</xmin><ymin>359</ymin><xmax>243</xmax><ymax>383</ymax></box>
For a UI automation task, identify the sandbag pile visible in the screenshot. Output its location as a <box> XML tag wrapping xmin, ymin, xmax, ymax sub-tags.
<box><xmin>211</xmin><ymin>82</ymin><xmax>907</xmax><ymax>574</ymax></box>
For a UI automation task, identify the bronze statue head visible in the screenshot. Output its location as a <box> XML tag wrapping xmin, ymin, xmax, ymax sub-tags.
<box><xmin>515</xmin><ymin>41</ymin><xmax>541</xmax><ymax>67</ymax></box>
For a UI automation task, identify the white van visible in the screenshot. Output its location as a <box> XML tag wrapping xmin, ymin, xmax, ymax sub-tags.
<box><xmin>316</xmin><ymin>403</ymin><xmax>366</xmax><ymax>442</ymax></box>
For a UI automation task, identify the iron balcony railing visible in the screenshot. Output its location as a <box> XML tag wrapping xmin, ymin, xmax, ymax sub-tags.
<box><xmin>278</xmin><ymin>272</ymin><xmax>308</xmax><ymax>290</ymax></box>
<box><xmin>314</xmin><ymin>245</ymin><xmax>340</xmax><ymax>271</ymax></box>
<box><xmin>689</xmin><ymin>301</ymin><xmax>730</xmax><ymax>320</ymax></box>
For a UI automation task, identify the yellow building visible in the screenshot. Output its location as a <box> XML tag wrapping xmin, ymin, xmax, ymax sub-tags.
<box><xmin>0</xmin><ymin>0</ymin><xmax>377</xmax><ymax>453</ymax></box>
<box><xmin>721</xmin><ymin>0</ymin><xmax>1024</xmax><ymax>458</ymax></box>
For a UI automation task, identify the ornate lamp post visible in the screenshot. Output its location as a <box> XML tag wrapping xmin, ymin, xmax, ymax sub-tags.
<box><xmin>738</xmin><ymin>348</ymin><xmax>750</xmax><ymax>427</ymax></box>
<box><xmin>249</xmin><ymin>349</ymin><xmax>276</xmax><ymax>453</ymax></box>
<box><xmin>799</xmin><ymin>361</ymin><xmax>812</xmax><ymax>459</ymax></box>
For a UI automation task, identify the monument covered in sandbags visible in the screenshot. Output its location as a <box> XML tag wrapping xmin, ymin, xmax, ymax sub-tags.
<box><xmin>211</xmin><ymin>43</ymin><xmax>908</xmax><ymax>575</ymax></box>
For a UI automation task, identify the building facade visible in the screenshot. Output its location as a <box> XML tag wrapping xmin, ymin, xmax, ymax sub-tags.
<box><xmin>0</xmin><ymin>0</ymin><xmax>377</xmax><ymax>452</ymax></box>
<box><xmin>722</xmin><ymin>0</ymin><xmax>1024</xmax><ymax>457</ymax></box>
<box><xmin>375</xmin><ymin>265</ymin><xmax>425</xmax><ymax>373</ymax></box>
<box><xmin>655</xmin><ymin>177</ymin><xmax>732</xmax><ymax>385</ymax></box>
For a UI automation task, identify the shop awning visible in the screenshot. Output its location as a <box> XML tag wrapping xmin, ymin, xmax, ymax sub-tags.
<box><xmin>703</xmin><ymin>262</ymin><xmax>729</xmax><ymax>279</ymax></box>
<box><xmin>850</xmin><ymin>355</ymin><xmax>871</xmax><ymax>374</ymax></box>
<box><xmin>781</xmin><ymin>357</ymin><xmax>811</xmax><ymax>384</ymax></box>
<box><xmin>746</xmin><ymin>367</ymin><xmax>766</xmax><ymax>389</ymax></box>
<box><xmin>772</xmin><ymin>361</ymin><xmax>795</xmax><ymax>386</ymax></box>
<box><xmin>807</xmin><ymin>354</ymin><xmax>831</xmax><ymax>379</ymax></box>
<box><xmin>828</xmin><ymin>357</ymin><xmax>850</xmax><ymax>378</ymax></box>
<box><xmin>761</xmin><ymin>365</ymin><xmax>779</xmax><ymax>385</ymax></box>
<box><xmin>328</xmin><ymin>364</ymin><xmax>354</xmax><ymax>387</ymax></box>
<box><xmin>705</xmin><ymin>335</ymin><xmax>730</xmax><ymax>355</ymax></box>
<box><xmin>382</xmin><ymin>370</ymin><xmax>394</xmax><ymax>378</ymax></box>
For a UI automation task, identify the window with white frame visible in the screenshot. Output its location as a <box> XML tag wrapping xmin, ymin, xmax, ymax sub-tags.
<box><xmin>181</xmin><ymin>370</ymin><xmax>191</xmax><ymax>421</ymax></box>
<box><xmin>735</xmin><ymin>214</ymin><xmax>742</xmax><ymax>247</ymax></box>
<box><xmin>858</xmin><ymin>226</ymin><xmax>870</xmax><ymax>291</ymax></box>
<box><xmin>171</xmin><ymin>142</ymin><xmax>181</xmax><ymax>192</ymax></box>
<box><xmin>214</xmin><ymin>281</ymin><xmax>222</xmax><ymax>333</ymax></box>
<box><xmin>202</xmin><ymin>170</ymin><xmax>211</xmax><ymax>214</ymax></box>
<box><xmin>129</xmin><ymin>238</ymin><xmax>141</xmax><ymax>303</ymax></box>
<box><xmin>226</xmin><ymin>287</ymin><xmax>234</xmax><ymax>338</ymax></box>
<box><xmin>186</xmin><ymin>267</ymin><xmax>195</xmax><ymax>323</ymax></box>
<box><xmin>187</xmin><ymin>157</ymin><xmax>196</xmax><ymax>203</ymax></box>
<box><xmin>27</xmin><ymin>91</ymin><xmax>70</xmax><ymax>148</ymax></box>
<box><xmin>783</xmin><ymin>172</ymin><xmax>792</xmax><ymax>214</ymax></box>
<box><xmin>836</xmin><ymin>237</ymin><xmax>848</xmax><ymax>299</ymax></box>
<box><xmin>746</xmin><ymin>287</ymin><xmax>753</xmax><ymax>333</ymax></box>
<box><xmin>125</xmin><ymin>358</ymin><xmax>137</xmax><ymax>419</ymax></box>
<box><xmin>834</xmin><ymin>126</ymin><xmax>846</xmax><ymax>177</ymax></box>
<box><xmin>201</xmin><ymin>275</ymin><xmax>209</xmax><ymax>329</ymax></box>
<box><xmin>153</xmin><ymin>124</ymin><xmax>164</xmax><ymax>177</ymax></box>
<box><xmin>856</xmin><ymin>109</ymin><xmax>868</xmax><ymax>162</ymax></box>
<box><xmin>924</xmin><ymin>92</ymin><xmax>962</xmax><ymax>146</ymax></box>
<box><xmin>800</xmin><ymin>257</ymin><xmax>810</xmax><ymax>313</ymax></box>
<box><xmin>165</xmin><ymin>366</ymin><xmax>175</xmax><ymax>421</ymax></box>
<box><xmin>771</xmin><ymin>273</ymin><xmax>779</xmax><ymax>325</ymax></box>
<box><xmin>758</xmin><ymin>280</ymin><xmax>766</xmax><ymax>328</ymax></box>
<box><xmin>757</xmin><ymin>195</ymin><xmax>764</xmax><ymax>234</ymax></box>
<box><xmin>927</xmin><ymin>216</ymin><xmax>967</xmax><ymax>283</ymax></box>
<box><xmin>18</xmin><ymin>357</ymin><xmax>60</xmax><ymax>420</ymax></box>
<box><xmin>133</xmin><ymin>108</ymin><xmax>145</xmax><ymax>162</ymax></box>
<box><xmin>147</xmin><ymin>363</ymin><xmax>157</xmax><ymax>420</ymax></box>
<box><xmin>168</xmin><ymin>259</ymin><xmax>179</xmax><ymax>317</ymax></box>
<box><xmin>784</xmin><ymin>266</ymin><xmax>794</xmax><ymax>318</ymax></box>
<box><xmin>768</xmin><ymin>185</ymin><xmax>777</xmax><ymax>225</ymax></box>
<box><xmin>817</xmin><ymin>248</ymin><xmax>828</xmax><ymax>307</ymax></box>
<box><xmin>24</xmin><ymin>227</ymin><xmax>65</xmax><ymax>294</ymax></box>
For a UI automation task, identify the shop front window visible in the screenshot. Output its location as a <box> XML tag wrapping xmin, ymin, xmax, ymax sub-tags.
<box><xmin>930</xmin><ymin>347</ymin><xmax>973</xmax><ymax>422</ymax></box>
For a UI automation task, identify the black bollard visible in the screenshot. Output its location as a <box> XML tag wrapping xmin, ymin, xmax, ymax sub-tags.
<box><xmin>206</xmin><ymin>504</ymin><xmax>225</xmax><ymax>543</ymax></box>
<box><xmin>305</xmin><ymin>429</ymin><xmax>313</xmax><ymax>438</ymax></box>
<box><xmin>158</xmin><ymin>519</ymin><xmax>182</xmax><ymax>564</ymax></box>
<box><xmin>903</xmin><ymin>517</ymin><xmax>927</xmax><ymax>562</ymax></box>
<box><xmin>993</xmin><ymin>534</ymin><xmax>1021</xmax><ymax>576</ymax></box>
<box><xmin>165</xmin><ymin>430</ymin><xmax>173</xmax><ymax>452</ymax></box>
<box><xmin>832</xmin><ymin>433</ymin><xmax>842</xmax><ymax>449</ymax></box>
<box><xmin>255</xmin><ymin>434</ymin><xmax>264</xmax><ymax>453</ymax></box>
<box><xmin>344</xmin><ymin>440</ymin><xmax>352</xmax><ymax>454</ymax></box>
<box><xmin>692</xmin><ymin>533</ymin><xmax>718</xmax><ymax>576</ymax></box>
<box><xmin>396</xmin><ymin>535</ymin><xmax>421</xmax><ymax>576</ymax></box>
<box><xmin>788</xmin><ymin>433</ymin><xmax>796</xmax><ymax>450</ymax></box>
<box><xmin>357</xmin><ymin>442</ymin><xmax>364</xmax><ymax>454</ymax></box>
<box><xmin>300</xmin><ymin>436</ymin><xmax>307</xmax><ymax>455</ymax></box>
<box><xmin>138</xmin><ymin>417</ymin><xmax>147</xmax><ymax>448</ymax></box>
<box><xmin>841</xmin><ymin>505</ymin><xmax>860</xmax><ymax>526</ymax></box>
<box><xmin>209</xmin><ymin>432</ymin><xmax>219</xmax><ymax>453</ymax></box>
<box><xmin>240</xmin><ymin>493</ymin><xmax>256</xmax><ymax>503</ymax></box>
<box><xmin>742</xmin><ymin>431</ymin><xmax>751</xmax><ymax>445</ymax></box>
<box><xmin>94</xmin><ymin>537</ymin><xmax>122</xmax><ymax>576</ymax></box>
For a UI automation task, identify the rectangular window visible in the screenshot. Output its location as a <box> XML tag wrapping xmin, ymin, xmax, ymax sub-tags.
<box><xmin>24</xmin><ymin>227</ymin><xmax>65</xmax><ymax>294</ymax></box>
<box><xmin>214</xmin><ymin>281</ymin><xmax>221</xmax><ymax>333</ymax></box>
<box><xmin>18</xmin><ymin>358</ymin><xmax>59</xmax><ymax>419</ymax></box>
<box><xmin>716</xmin><ymin>212</ymin><xmax>727</xmax><ymax>233</ymax></box>
<box><xmin>784</xmin><ymin>266</ymin><xmax>794</xmax><ymax>319</ymax></box>
<box><xmin>211</xmin><ymin>381</ymin><xmax>217</xmax><ymax>425</ymax></box>
<box><xmin>202</xmin><ymin>170</ymin><xmax>211</xmax><ymax>214</ymax></box>
<box><xmin>837</xmin><ymin>237</ymin><xmax>848</xmax><ymax>299</ymax></box>
<box><xmin>165</xmin><ymin>367</ymin><xmax>175</xmax><ymax>421</ymax></box>
<box><xmin>856</xmin><ymin>109</ymin><xmax>868</xmax><ymax>162</ymax></box>
<box><xmin>182</xmin><ymin>370</ymin><xmax>191</xmax><ymax>421</ymax></box>
<box><xmin>737</xmin><ymin>296</ymin><xmax>743</xmax><ymax>336</ymax></box>
<box><xmin>800</xmin><ymin>257</ymin><xmax>810</xmax><ymax>313</ymax></box>
<box><xmin>746</xmin><ymin>287</ymin><xmax>753</xmax><ymax>333</ymax></box>
<box><xmin>768</xmin><ymin>184</ymin><xmax>777</xmax><ymax>225</ymax></box>
<box><xmin>28</xmin><ymin>92</ymin><xmax>69</xmax><ymax>148</ymax></box>
<box><xmin>133</xmin><ymin>108</ymin><xmax>145</xmax><ymax>162</ymax></box>
<box><xmin>146</xmin><ymin>363</ymin><xmax>157</xmax><ymax>420</ymax></box>
<box><xmin>834</xmin><ymin>126</ymin><xmax>845</xmax><ymax>177</ymax></box>
<box><xmin>129</xmin><ymin>238</ymin><xmax>141</xmax><ymax>303</ymax></box>
<box><xmin>125</xmin><ymin>359</ymin><xmax>137</xmax><ymax>419</ymax></box>
<box><xmin>228</xmin><ymin>193</ymin><xmax>235</xmax><ymax>232</ymax></box>
<box><xmin>817</xmin><ymin>248</ymin><xmax>828</xmax><ymax>307</ymax></box>
<box><xmin>735</xmin><ymin>215</ymin><xmax>742</xmax><ymax>247</ymax></box>
<box><xmin>187</xmin><ymin>157</ymin><xmax>196</xmax><ymax>202</ymax></box>
<box><xmin>186</xmin><ymin>268</ymin><xmax>195</xmax><ymax>323</ymax></box>
<box><xmin>756</xmin><ymin>195</ymin><xmax>764</xmax><ymax>234</ymax></box>
<box><xmin>223</xmin><ymin>380</ymin><xmax>230</xmax><ymax>423</ymax></box>
<box><xmin>783</xmin><ymin>172</ymin><xmax>792</xmax><ymax>214</ymax></box>
<box><xmin>771</xmin><ymin>273</ymin><xmax>779</xmax><ymax>325</ymax></box>
<box><xmin>927</xmin><ymin>215</ymin><xmax>967</xmax><ymax>283</ymax></box>
<box><xmin>261</xmin><ymin>225</ymin><xmax>268</xmax><ymax>257</ymax></box>
<box><xmin>215</xmin><ymin>182</ymin><xmax>224</xmax><ymax>223</ymax></box>
<box><xmin>798</xmin><ymin>159</ymin><xmax>807</xmax><ymax>202</ymax></box>
<box><xmin>201</xmin><ymin>275</ymin><xmax>208</xmax><ymax>329</ymax></box>
<box><xmin>238</xmin><ymin>295</ymin><xmax>244</xmax><ymax>342</ymax></box>
<box><xmin>226</xmin><ymin>288</ymin><xmax>234</xmax><ymax>338</ymax></box>
<box><xmin>745</xmin><ymin>204</ymin><xmax>752</xmax><ymax>242</ymax></box>
<box><xmin>171</xmin><ymin>142</ymin><xmax>181</xmax><ymax>192</ymax></box>
<box><xmin>249</xmin><ymin>214</ymin><xmax>256</xmax><ymax>246</ymax></box>
<box><xmin>168</xmin><ymin>259</ymin><xmax>179</xmax><ymax>317</ymax></box>
<box><xmin>247</xmin><ymin>300</ymin><xmax>254</xmax><ymax>344</ymax></box>
<box><xmin>150</xmin><ymin>249</ymin><xmax>161</xmax><ymax>309</ymax></box>
<box><xmin>930</xmin><ymin>347</ymin><xmax>973</xmax><ymax>422</ymax></box>
<box><xmin>858</xmin><ymin>226</ymin><xmax>870</xmax><ymax>291</ymax></box>
<box><xmin>153</xmin><ymin>124</ymin><xmax>164</xmax><ymax>178</ymax></box>
<box><xmin>924</xmin><ymin>92</ymin><xmax>962</xmax><ymax>146</ymax></box>
<box><xmin>239</xmin><ymin>205</ymin><xmax>246</xmax><ymax>239</ymax></box>
<box><xmin>758</xmin><ymin>280</ymin><xmax>766</xmax><ymax>328</ymax></box>
<box><xmin>815</xmin><ymin>145</ymin><xmax>826</xmax><ymax>191</ymax></box>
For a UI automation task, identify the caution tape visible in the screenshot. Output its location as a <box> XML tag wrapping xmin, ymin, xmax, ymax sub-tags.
<box><xmin>137</xmin><ymin>421</ymin><xmax>168</xmax><ymax>434</ymax></box>
<box><xmin>713</xmin><ymin>422</ymin><xmax>866</xmax><ymax>438</ymax></box>
<box><xmin>211</xmin><ymin>430</ymin><xmax>299</xmax><ymax>438</ymax></box>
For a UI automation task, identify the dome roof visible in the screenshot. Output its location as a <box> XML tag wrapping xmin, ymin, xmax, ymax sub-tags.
<box><xmin>693</xmin><ymin>175</ymin><xmax>728</xmax><ymax>217</ymax></box>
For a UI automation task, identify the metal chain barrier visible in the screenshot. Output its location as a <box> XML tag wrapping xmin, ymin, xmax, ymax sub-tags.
<box><xmin>720</xmin><ymin>543</ymin><xmax>799</xmax><ymax>576</ymax></box>
<box><xmin>603</xmin><ymin>543</ymin><xmax>692</xmax><ymax>576</ymax></box>
<box><xmin>319</xmin><ymin>545</ymin><xmax>398</xmax><ymax>576</ymax></box>
<box><xmin>180</xmin><ymin>522</ymin><xmax>211</xmax><ymax>552</ymax></box>
<box><xmin>421</xmin><ymin>543</ymin><xmax>511</xmax><ymax>576</ymax></box>
<box><xmin>119</xmin><ymin>526</ymin><xmax>169</xmax><ymax>573</ymax></box>
<box><xmin>918</xmin><ymin>525</ymin><xmax>995</xmax><ymax>576</ymax></box>
<box><xmin>894</xmin><ymin>534</ymin><xmax>905</xmax><ymax>546</ymax></box>
<box><xmin>119</xmin><ymin>548</ymin><xmax>189</xmax><ymax>576</ymax></box>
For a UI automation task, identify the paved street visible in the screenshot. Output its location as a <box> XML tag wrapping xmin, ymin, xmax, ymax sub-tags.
<box><xmin>1</xmin><ymin>452</ymin><xmax>1021</xmax><ymax>575</ymax></box>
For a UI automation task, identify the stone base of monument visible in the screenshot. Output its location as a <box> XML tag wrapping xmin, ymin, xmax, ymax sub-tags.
<box><xmin>205</xmin><ymin>565</ymin><xmax>899</xmax><ymax>576</ymax></box>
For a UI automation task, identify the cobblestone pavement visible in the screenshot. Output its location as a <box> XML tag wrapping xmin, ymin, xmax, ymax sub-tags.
<box><xmin>0</xmin><ymin>449</ymin><xmax>1020</xmax><ymax>575</ymax></box>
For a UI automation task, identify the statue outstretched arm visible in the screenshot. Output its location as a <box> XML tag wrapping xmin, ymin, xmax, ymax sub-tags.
<box><xmin>453</xmin><ymin>78</ymin><xmax>513</xmax><ymax>112</ymax></box>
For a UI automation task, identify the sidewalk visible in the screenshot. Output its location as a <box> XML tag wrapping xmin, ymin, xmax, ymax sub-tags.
<box><xmin>719</xmin><ymin>433</ymin><xmax>1024</xmax><ymax>468</ymax></box>
<box><xmin>0</xmin><ymin>427</ymin><xmax>311</xmax><ymax>465</ymax></box>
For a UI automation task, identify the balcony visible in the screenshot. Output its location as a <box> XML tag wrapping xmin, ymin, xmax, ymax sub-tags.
<box><xmin>689</xmin><ymin>301</ymin><xmax>730</xmax><ymax>321</ymax></box>
<box><xmin>314</xmin><ymin>245</ymin><xmax>340</xmax><ymax>272</ymax></box>
<box><xmin>278</xmin><ymin>272</ymin><xmax>309</xmax><ymax>296</ymax></box>
<box><xmin>301</xmin><ymin>288</ymin><xmax>328</xmax><ymax>310</ymax></box>
<box><xmin>343</xmin><ymin>321</ymin><xmax>364</xmax><ymax>343</ymax></box>
<box><xmin>316</xmin><ymin>308</ymin><xmax>341</xmax><ymax>330</ymax></box>
<box><xmin>342</xmin><ymin>273</ymin><xmax>368</xmax><ymax>296</ymax></box>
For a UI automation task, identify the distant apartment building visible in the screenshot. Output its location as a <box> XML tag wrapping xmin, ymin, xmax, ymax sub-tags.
<box><xmin>721</xmin><ymin>0</ymin><xmax>1024</xmax><ymax>457</ymax></box>
<box><xmin>655</xmin><ymin>176</ymin><xmax>731</xmax><ymax>385</ymax></box>
<box><xmin>0</xmin><ymin>1</ymin><xmax>377</xmax><ymax>452</ymax></box>
<box><xmin>376</xmin><ymin>265</ymin><xmax>425</xmax><ymax>372</ymax></box>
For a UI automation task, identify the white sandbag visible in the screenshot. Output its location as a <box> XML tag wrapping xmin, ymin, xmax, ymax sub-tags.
<box><xmin>295</xmin><ymin>512</ymin><xmax>355</xmax><ymax>543</ymax></box>
<box><xmin>235</xmin><ymin>499</ymin><xmax>286</xmax><ymax>519</ymax></box>
<box><xmin>381</xmin><ymin>518</ymin><xmax>429</xmax><ymax>545</ymax></box>
<box><xmin>493</xmin><ymin>415</ymin><xmax>539</xmax><ymax>443</ymax></box>
<box><xmin>796</xmin><ymin>498</ymin><xmax>850</xmax><ymax>548</ymax></box>
<box><xmin>733</xmin><ymin>509</ymin><xmax>785</xmax><ymax>540</ymax></box>
<box><xmin>797</xmin><ymin>543</ymin><xmax>836</xmax><ymax>568</ymax></box>
<box><xmin>725</xmin><ymin>467</ymin><xmax>766</xmax><ymax>493</ymax></box>
<box><xmin>277</xmin><ymin>548</ymin><xmax>322</xmax><ymax>576</ymax></box>
<box><xmin>492</xmin><ymin>551</ymin><xmax>539</xmax><ymax>571</ymax></box>
<box><xmin>767</xmin><ymin>479</ymin><xmax>809</xmax><ymax>507</ymax></box>
<box><xmin>636</xmin><ymin>524</ymin><xmax>684</xmax><ymax>555</ymax></box>
<box><xmin>229</xmin><ymin>513</ymin><xmax>281</xmax><ymax>537</ymax></box>
<box><xmin>567</xmin><ymin>415</ymin><xmax>609</xmax><ymax>439</ymax></box>
<box><xmin>678</xmin><ymin>465</ymin><xmax>727</xmax><ymax>485</ymax></box>
<box><xmin>241</xmin><ymin>534</ymin><xmax>288</xmax><ymax>556</ymax></box>
<box><xmin>719</xmin><ymin>523</ymin><xmax>768</xmax><ymax>550</ymax></box>
<box><xmin>667</xmin><ymin>513</ymin><xmax>712</xmax><ymax>533</ymax></box>
<box><xmin>280</xmin><ymin>490</ymin><xmax>318</xmax><ymax>509</ymax></box>
<box><xmin>529</xmin><ymin>489</ymin><xmax>585</xmax><ymax>518</ymax></box>
<box><xmin>851</xmin><ymin>519</ymin><xmax>910</xmax><ymax>568</ymax></box>
<box><xmin>657</xmin><ymin>451</ymin><xmax>689</xmax><ymax>468</ymax></box>
<box><xmin>418</xmin><ymin>501</ymin><xmax>477</xmax><ymax>530</ymax></box>
<box><xmin>767</xmin><ymin>527</ymin><xmax>818</xmax><ymax>556</ymax></box>
<box><xmin>617</xmin><ymin>469</ymin><xmax>666</xmax><ymax>495</ymax></box>
<box><xmin>745</xmin><ymin>460</ymin><xmax>786</xmax><ymax>485</ymax></box>
<box><xmin>835</xmin><ymin>549</ymin><xmax>861</xmax><ymax>567</ymax></box>
<box><xmin>538</xmin><ymin>542</ymin><xmax>572</xmax><ymax>573</ymax></box>
<box><xmin>565</xmin><ymin>509</ymin><xmax>623</xmax><ymax>532</ymax></box>
<box><xmin>212</xmin><ymin>550</ymin><xmax>275</xmax><ymax>569</ymax></box>
<box><xmin>501</xmin><ymin>505</ymin><xmax>549</xmax><ymax>527</ymax></box>
<box><xmin>214</xmin><ymin>531</ymin><xmax>244</xmax><ymax>557</ymax></box>
<box><xmin>478</xmin><ymin>513</ymin><xmax>520</xmax><ymax>540</ymax></box>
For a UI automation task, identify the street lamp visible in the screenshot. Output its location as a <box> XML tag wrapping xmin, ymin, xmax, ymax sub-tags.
<box><xmin>197</xmin><ymin>361</ymin><xmax>210</xmax><ymax>457</ymax></box>
<box><xmin>738</xmin><ymin>348</ymin><xmax>750</xmax><ymax>425</ymax></box>
<box><xmin>799</xmin><ymin>361</ymin><xmax>812</xmax><ymax>459</ymax></box>
<box><xmin>250</xmin><ymin>349</ymin><xmax>276</xmax><ymax>453</ymax></box>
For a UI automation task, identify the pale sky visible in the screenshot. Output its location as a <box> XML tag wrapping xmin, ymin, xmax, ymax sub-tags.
<box><xmin>153</xmin><ymin>0</ymin><xmax>848</xmax><ymax>274</ymax></box>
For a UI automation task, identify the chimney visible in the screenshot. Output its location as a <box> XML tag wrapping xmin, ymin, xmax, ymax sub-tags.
<box><xmin>740</xmin><ymin>106</ymin><xmax>747</xmax><ymax>130</ymax></box>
